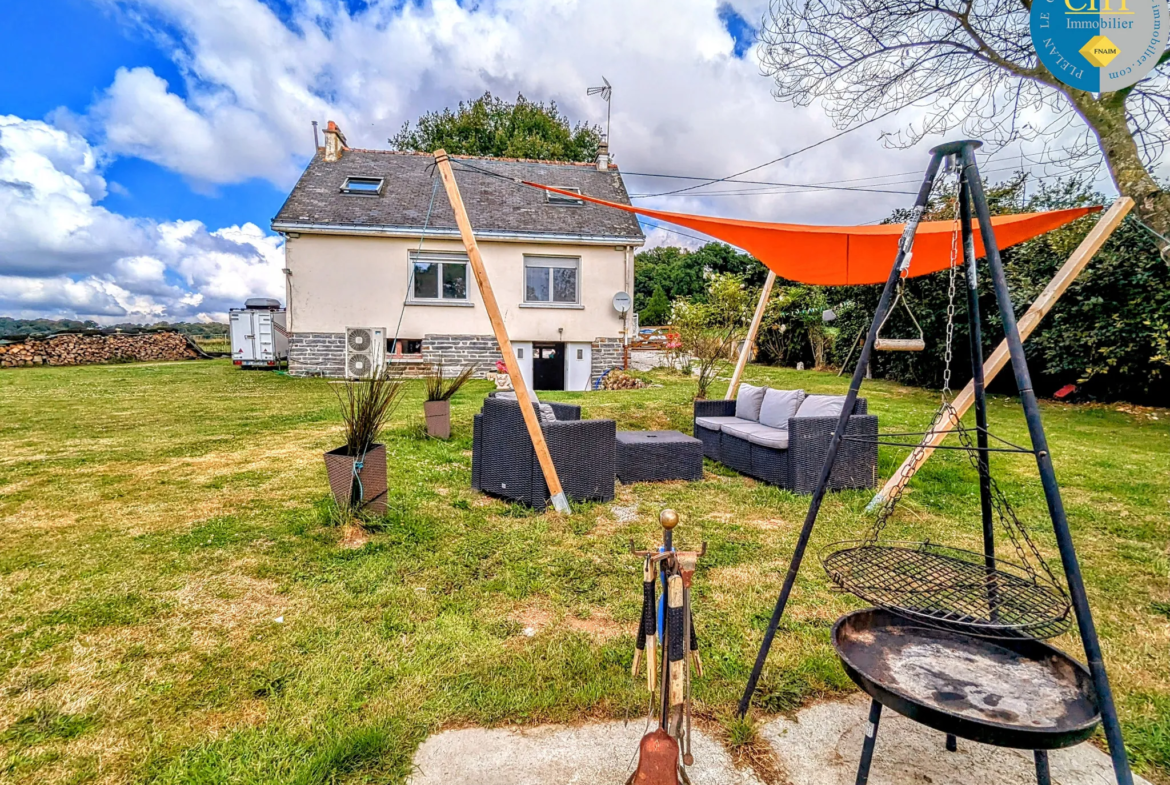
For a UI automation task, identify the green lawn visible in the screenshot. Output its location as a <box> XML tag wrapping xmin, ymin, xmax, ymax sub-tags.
<box><xmin>1</xmin><ymin>360</ymin><xmax>1168</xmax><ymax>784</ymax></box>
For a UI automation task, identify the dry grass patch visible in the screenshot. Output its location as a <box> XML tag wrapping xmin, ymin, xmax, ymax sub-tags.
<box><xmin>511</xmin><ymin>599</ymin><xmax>626</xmax><ymax>641</ymax></box>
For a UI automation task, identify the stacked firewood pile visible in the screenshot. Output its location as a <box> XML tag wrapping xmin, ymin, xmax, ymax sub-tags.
<box><xmin>601</xmin><ymin>370</ymin><xmax>648</xmax><ymax>390</ymax></box>
<box><xmin>0</xmin><ymin>331</ymin><xmax>201</xmax><ymax>368</ymax></box>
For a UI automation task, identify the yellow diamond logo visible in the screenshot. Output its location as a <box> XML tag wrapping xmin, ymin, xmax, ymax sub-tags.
<box><xmin>1080</xmin><ymin>36</ymin><xmax>1120</xmax><ymax>67</ymax></box>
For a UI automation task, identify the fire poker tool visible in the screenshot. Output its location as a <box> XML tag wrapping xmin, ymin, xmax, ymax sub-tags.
<box><xmin>633</xmin><ymin>556</ymin><xmax>658</xmax><ymax>692</ymax></box>
<box><xmin>627</xmin><ymin>509</ymin><xmax>705</xmax><ymax>784</ymax></box>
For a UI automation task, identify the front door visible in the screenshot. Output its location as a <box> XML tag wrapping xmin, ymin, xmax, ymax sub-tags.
<box><xmin>532</xmin><ymin>342</ymin><xmax>565</xmax><ymax>391</ymax></box>
<box><xmin>565</xmin><ymin>342</ymin><xmax>592</xmax><ymax>391</ymax></box>
<box><xmin>512</xmin><ymin>342</ymin><xmax>534</xmax><ymax>393</ymax></box>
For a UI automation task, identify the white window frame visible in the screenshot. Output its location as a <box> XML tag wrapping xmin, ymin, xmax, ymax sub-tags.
<box><xmin>340</xmin><ymin>176</ymin><xmax>385</xmax><ymax>196</ymax></box>
<box><xmin>522</xmin><ymin>254</ymin><xmax>582</xmax><ymax>308</ymax></box>
<box><xmin>546</xmin><ymin>186</ymin><xmax>584</xmax><ymax>206</ymax></box>
<box><xmin>408</xmin><ymin>251</ymin><xmax>472</xmax><ymax>305</ymax></box>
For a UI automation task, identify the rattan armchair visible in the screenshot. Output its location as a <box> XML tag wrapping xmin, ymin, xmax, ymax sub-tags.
<box><xmin>472</xmin><ymin>396</ymin><xmax>616</xmax><ymax>510</ymax></box>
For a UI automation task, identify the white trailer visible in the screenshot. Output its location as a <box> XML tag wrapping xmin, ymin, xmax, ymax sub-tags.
<box><xmin>229</xmin><ymin>298</ymin><xmax>288</xmax><ymax>368</ymax></box>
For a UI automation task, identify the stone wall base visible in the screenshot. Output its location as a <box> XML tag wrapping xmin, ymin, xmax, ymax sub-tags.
<box><xmin>591</xmin><ymin>337</ymin><xmax>625</xmax><ymax>383</ymax></box>
<box><xmin>289</xmin><ymin>332</ymin><xmax>627</xmax><ymax>387</ymax></box>
<box><xmin>288</xmin><ymin>332</ymin><xmax>346</xmax><ymax>377</ymax></box>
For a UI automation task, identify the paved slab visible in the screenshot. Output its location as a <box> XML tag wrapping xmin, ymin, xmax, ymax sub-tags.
<box><xmin>761</xmin><ymin>694</ymin><xmax>1150</xmax><ymax>785</ymax></box>
<box><xmin>406</xmin><ymin>695</ymin><xmax>1150</xmax><ymax>785</ymax></box>
<box><xmin>407</xmin><ymin>719</ymin><xmax>764</xmax><ymax>785</ymax></box>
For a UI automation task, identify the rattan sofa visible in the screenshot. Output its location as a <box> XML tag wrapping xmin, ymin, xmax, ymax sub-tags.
<box><xmin>471</xmin><ymin>395</ymin><xmax>616</xmax><ymax>510</ymax></box>
<box><xmin>694</xmin><ymin>394</ymin><xmax>878</xmax><ymax>493</ymax></box>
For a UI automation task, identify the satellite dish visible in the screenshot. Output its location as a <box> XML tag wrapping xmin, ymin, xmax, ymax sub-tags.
<box><xmin>612</xmin><ymin>291</ymin><xmax>632</xmax><ymax>314</ymax></box>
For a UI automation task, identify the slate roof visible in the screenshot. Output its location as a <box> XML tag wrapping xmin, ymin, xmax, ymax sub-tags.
<box><xmin>272</xmin><ymin>150</ymin><xmax>645</xmax><ymax>244</ymax></box>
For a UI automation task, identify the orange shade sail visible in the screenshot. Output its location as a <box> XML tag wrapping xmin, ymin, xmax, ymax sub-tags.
<box><xmin>526</xmin><ymin>182</ymin><xmax>1099</xmax><ymax>286</ymax></box>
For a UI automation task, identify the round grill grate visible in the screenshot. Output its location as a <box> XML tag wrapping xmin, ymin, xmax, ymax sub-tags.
<box><xmin>822</xmin><ymin>541</ymin><xmax>1072</xmax><ymax>640</ymax></box>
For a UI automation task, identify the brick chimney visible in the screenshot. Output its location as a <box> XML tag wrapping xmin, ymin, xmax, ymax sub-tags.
<box><xmin>322</xmin><ymin>121</ymin><xmax>348</xmax><ymax>162</ymax></box>
<box><xmin>596</xmin><ymin>139</ymin><xmax>610</xmax><ymax>171</ymax></box>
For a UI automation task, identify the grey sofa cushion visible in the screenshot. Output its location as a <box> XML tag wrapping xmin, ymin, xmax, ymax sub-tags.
<box><xmin>795</xmin><ymin>394</ymin><xmax>849</xmax><ymax>419</ymax></box>
<box><xmin>746</xmin><ymin>427</ymin><xmax>789</xmax><ymax>450</ymax></box>
<box><xmin>759</xmin><ymin>389</ymin><xmax>805</xmax><ymax>428</ymax></box>
<box><xmin>493</xmin><ymin>391</ymin><xmax>556</xmax><ymax>422</ymax></box>
<box><xmin>735</xmin><ymin>383</ymin><xmax>767</xmax><ymax>421</ymax></box>
<box><xmin>695</xmin><ymin>415</ymin><xmax>742</xmax><ymax>432</ymax></box>
<box><xmin>722</xmin><ymin>420</ymin><xmax>779</xmax><ymax>443</ymax></box>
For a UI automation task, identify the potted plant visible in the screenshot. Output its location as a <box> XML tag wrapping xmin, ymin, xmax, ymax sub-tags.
<box><xmin>324</xmin><ymin>368</ymin><xmax>404</xmax><ymax>515</ymax></box>
<box><xmin>422</xmin><ymin>362</ymin><xmax>475</xmax><ymax>439</ymax></box>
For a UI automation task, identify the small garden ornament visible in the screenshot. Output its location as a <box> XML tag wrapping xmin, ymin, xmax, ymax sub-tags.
<box><xmin>324</xmin><ymin>368</ymin><xmax>403</xmax><ymax>515</ymax></box>
<box><xmin>422</xmin><ymin>362</ymin><xmax>474</xmax><ymax>439</ymax></box>
<box><xmin>488</xmin><ymin>359</ymin><xmax>512</xmax><ymax>390</ymax></box>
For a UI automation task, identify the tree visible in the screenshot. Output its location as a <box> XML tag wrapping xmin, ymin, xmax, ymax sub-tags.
<box><xmin>641</xmin><ymin>286</ymin><xmax>671</xmax><ymax>326</ymax></box>
<box><xmin>388</xmin><ymin>92</ymin><xmax>602</xmax><ymax>162</ymax></box>
<box><xmin>671</xmin><ymin>272</ymin><xmax>753</xmax><ymax>399</ymax></box>
<box><xmin>634</xmin><ymin>242</ymin><xmax>768</xmax><ymax>314</ymax></box>
<box><xmin>757</xmin><ymin>0</ymin><xmax>1170</xmax><ymax>236</ymax></box>
<box><xmin>758</xmin><ymin>285</ymin><xmax>847</xmax><ymax>368</ymax></box>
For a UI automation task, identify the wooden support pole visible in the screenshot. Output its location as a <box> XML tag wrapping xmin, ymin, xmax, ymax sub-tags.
<box><xmin>866</xmin><ymin>196</ymin><xmax>1132</xmax><ymax>511</ymax></box>
<box><xmin>726</xmin><ymin>269</ymin><xmax>776</xmax><ymax>400</ymax></box>
<box><xmin>434</xmin><ymin>151</ymin><xmax>571</xmax><ymax>514</ymax></box>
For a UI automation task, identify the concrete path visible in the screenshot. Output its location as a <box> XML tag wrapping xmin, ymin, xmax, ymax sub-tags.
<box><xmin>761</xmin><ymin>694</ymin><xmax>1148</xmax><ymax>785</ymax></box>
<box><xmin>407</xmin><ymin>695</ymin><xmax>1149</xmax><ymax>785</ymax></box>
<box><xmin>408</xmin><ymin>719</ymin><xmax>764</xmax><ymax>785</ymax></box>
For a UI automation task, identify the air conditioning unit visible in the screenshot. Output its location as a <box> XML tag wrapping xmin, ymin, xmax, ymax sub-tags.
<box><xmin>345</xmin><ymin>327</ymin><xmax>386</xmax><ymax>378</ymax></box>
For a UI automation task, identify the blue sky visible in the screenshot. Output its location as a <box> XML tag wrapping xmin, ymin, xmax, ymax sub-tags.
<box><xmin>0</xmin><ymin>0</ymin><xmax>756</xmax><ymax>235</ymax></box>
<box><xmin>0</xmin><ymin>0</ymin><xmax>812</xmax><ymax>323</ymax></box>
<box><xmin>1</xmin><ymin>0</ymin><xmax>290</xmax><ymax>232</ymax></box>
<box><xmin>7</xmin><ymin>0</ymin><xmax>1093</xmax><ymax>324</ymax></box>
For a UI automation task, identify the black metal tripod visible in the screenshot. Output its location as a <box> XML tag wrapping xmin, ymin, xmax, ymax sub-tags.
<box><xmin>735</xmin><ymin>140</ymin><xmax>1133</xmax><ymax>785</ymax></box>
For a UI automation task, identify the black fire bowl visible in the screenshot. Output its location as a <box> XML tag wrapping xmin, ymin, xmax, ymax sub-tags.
<box><xmin>832</xmin><ymin>607</ymin><xmax>1100</xmax><ymax>750</ymax></box>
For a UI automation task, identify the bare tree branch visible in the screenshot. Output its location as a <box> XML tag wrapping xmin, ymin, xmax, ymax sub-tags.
<box><xmin>757</xmin><ymin>0</ymin><xmax>1170</xmax><ymax>232</ymax></box>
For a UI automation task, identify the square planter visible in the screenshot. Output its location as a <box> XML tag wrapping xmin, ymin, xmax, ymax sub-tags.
<box><xmin>424</xmin><ymin>400</ymin><xmax>451</xmax><ymax>439</ymax></box>
<box><xmin>323</xmin><ymin>443</ymin><xmax>387</xmax><ymax>513</ymax></box>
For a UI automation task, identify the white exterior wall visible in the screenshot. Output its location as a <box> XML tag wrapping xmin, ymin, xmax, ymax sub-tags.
<box><xmin>284</xmin><ymin>233</ymin><xmax>635</xmax><ymax>343</ymax></box>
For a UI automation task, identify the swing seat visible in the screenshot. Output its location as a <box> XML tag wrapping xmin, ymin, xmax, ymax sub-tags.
<box><xmin>874</xmin><ymin>338</ymin><xmax>926</xmax><ymax>352</ymax></box>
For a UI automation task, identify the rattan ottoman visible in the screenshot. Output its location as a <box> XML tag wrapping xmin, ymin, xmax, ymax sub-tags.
<box><xmin>615</xmin><ymin>430</ymin><xmax>704</xmax><ymax>484</ymax></box>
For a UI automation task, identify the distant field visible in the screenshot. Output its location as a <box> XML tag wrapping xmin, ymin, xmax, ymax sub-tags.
<box><xmin>0</xmin><ymin>360</ymin><xmax>1167</xmax><ymax>783</ymax></box>
<box><xmin>192</xmin><ymin>336</ymin><xmax>231</xmax><ymax>354</ymax></box>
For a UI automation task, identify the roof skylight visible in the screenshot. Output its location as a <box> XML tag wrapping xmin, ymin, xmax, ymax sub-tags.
<box><xmin>546</xmin><ymin>186</ymin><xmax>584</xmax><ymax>206</ymax></box>
<box><xmin>341</xmin><ymin>177</ymin><xmax>385</xmax><ymax>195</ymax></box>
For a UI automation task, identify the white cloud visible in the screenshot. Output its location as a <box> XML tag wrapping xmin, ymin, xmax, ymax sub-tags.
<box><xmin>0</xmin><ymin>116</ymin><xmax>284</xmax><ymax>322</ymax></box>
<box><xmin>6</xmin><ymin>0</ymin><xmax>1120</xmax><ymax>321</ymax></box>
<box><xmin>90</xmin><ymin>0</ymin><xmax>951</xmax><ymax>224</ymax></box>
<box><xmin>93</xmin><ymin>66</ymin><xmax>299</xmax><ymax>185</ymax></box>
<box><xmin>83</xmin><ymin>0</ymin><xmax>1116</xmax><ymax>225</ymax></box>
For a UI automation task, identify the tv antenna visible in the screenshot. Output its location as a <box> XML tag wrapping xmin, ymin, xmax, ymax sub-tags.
<box><xmin>587</xmin><ymin>76</ymin><xmax>612</xmax><ymax>143</ymax></box>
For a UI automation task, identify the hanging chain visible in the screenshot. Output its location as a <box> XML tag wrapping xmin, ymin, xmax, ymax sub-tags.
<box><xmin>941</xmin><ymin>161</ymin><xmax>962</xmax><ymax>398</ymax></box>
<box><xmin>865</xmin><ymin>157</ymin><xmax>1068</xmax><ymax>597</ymax></box>
<box><xmin>865</xmin><ymin>162</ymin><xmax>955</xmax><ymax>543</ymax></box>
<box><xmin>945</xmin><ymin>397</ymin><xmax>1067</xmax><ymax>594</ymax></box>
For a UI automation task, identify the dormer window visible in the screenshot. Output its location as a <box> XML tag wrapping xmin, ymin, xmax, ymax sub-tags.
<box><xmin>546</xmin><ymin>186</ymin><xmax>584</xmax><ymax>206</ymax></box>
<box><xmin>341</xmin><ymin>177</ymin><xmax>384</xmax><ymax>195</ymax></box>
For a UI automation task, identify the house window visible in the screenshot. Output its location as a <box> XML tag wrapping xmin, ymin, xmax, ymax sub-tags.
<box><xmin>410</xmin><ymin>251</ymin><xmax>469</xmax><ymax>302</ymax></box>
<box><xmin>340</xmin><ymin>177</ymin><xmax>385</xmax><ymax>195</ymax></box>
<box><xmin>389</xmin><ymin>338</ymin><xmax>422</xmax><ymax>356</ymax></box>
<box><xmin>546</xmin><ymin>186</ymin><xmax>584</xmax><ymax>206</ymax></box>
<box><xmin>524</xmin><ymin>256</ymin><xmax>579</xmax><ymax>304</ymax></box>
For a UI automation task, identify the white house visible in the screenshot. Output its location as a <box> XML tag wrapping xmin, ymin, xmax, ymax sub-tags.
<box><xmin>271</xmin><ymin>122</ymin><xmax>645</xmax><ymax>390</ymax></box>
